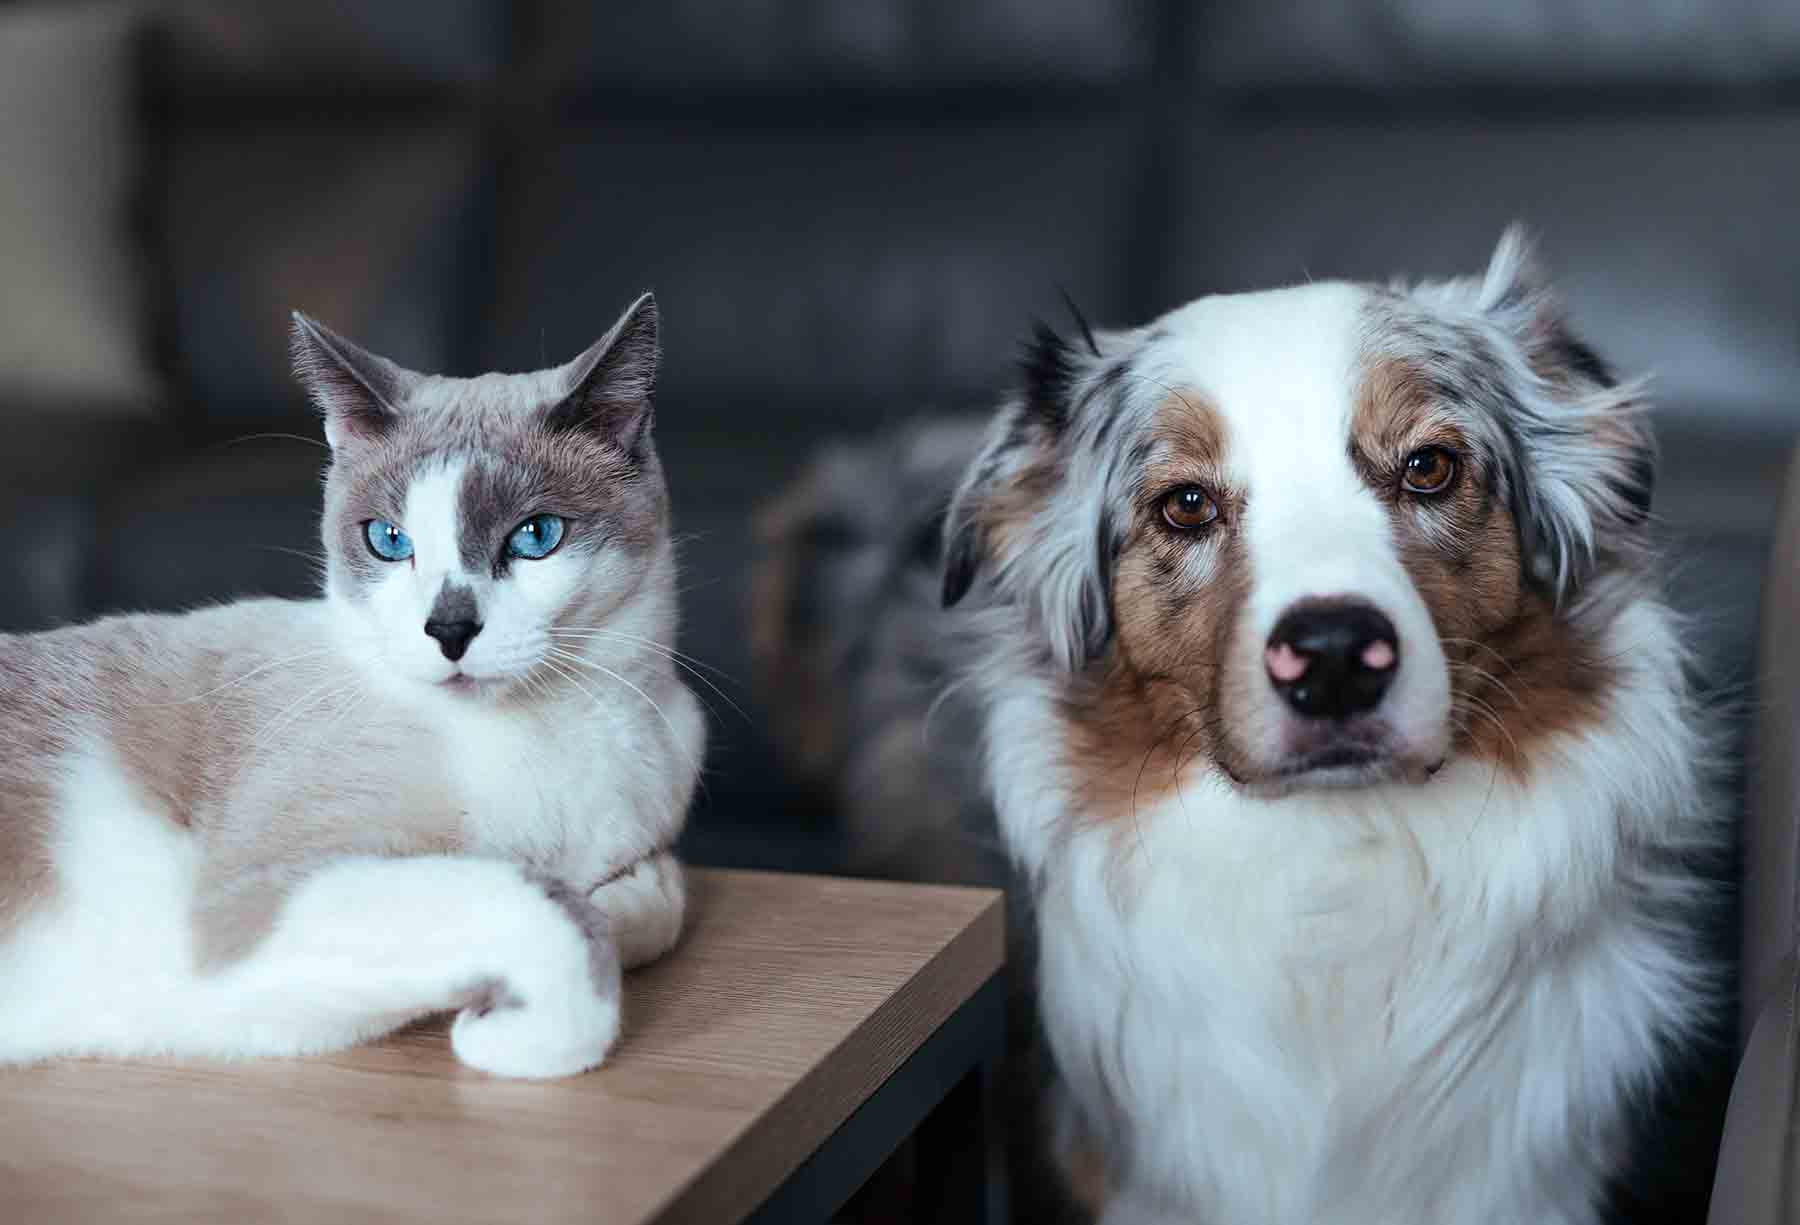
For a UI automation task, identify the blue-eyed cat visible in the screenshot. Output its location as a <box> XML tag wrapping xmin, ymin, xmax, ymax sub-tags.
<box><xmin>0</xmin><ymin>293</ymin><xmax>704</xmax><ymax>1078</ymax></box>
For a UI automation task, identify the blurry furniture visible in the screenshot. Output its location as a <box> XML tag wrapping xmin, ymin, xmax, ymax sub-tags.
<box><xmin>0</xmin><ymin>869</ymin><xmax>1007</xmax><ymax>1225</ymax></box>
<box><xmin>1708</xmin><ymin>440</ymin><xmax>1800</xmax><ymax>1224</ymax></box>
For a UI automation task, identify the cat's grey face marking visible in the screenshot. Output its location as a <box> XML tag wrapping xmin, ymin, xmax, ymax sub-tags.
<box><xmin>292</xmin><ymin>293</ymin><xmax>668</xmax><ymax>694</ymax></box>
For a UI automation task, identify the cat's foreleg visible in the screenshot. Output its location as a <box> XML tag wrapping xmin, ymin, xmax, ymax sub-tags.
<box><xmin>586</xmin><ymin>849</ymin><xmax>686</xmax><ymax>970</ymax></box>
<box><xmin>207</xmin><ymin>854</ymin><xmax>621</xmax><ymax>1078</ymax></box>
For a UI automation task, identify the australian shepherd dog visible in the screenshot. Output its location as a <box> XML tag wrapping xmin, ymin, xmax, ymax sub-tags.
<box><xmin>752</xmin><ymin>229</ymin><xmax>1716</xmax><ymax>1224</ymax></box>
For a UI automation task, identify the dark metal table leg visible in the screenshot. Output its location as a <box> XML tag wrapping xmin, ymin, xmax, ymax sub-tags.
<box><xmin>742</xmin><ymin>973</ymin><xmax>1008</xmax><ymax>1225</ymax></box>
<box><xmin>914</xmin><ymin>1055</ymin><xmax>1008</xmax><ymax>1225</ymax></box>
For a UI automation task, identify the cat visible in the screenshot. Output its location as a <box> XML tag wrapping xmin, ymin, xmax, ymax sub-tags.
<box><xmin>0</xmin><ymin>292</ymin><xmax>705</xmax><ymax>1079</ymax></box>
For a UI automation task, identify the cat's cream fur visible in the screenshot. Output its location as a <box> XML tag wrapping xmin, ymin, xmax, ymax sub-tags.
<box><xmin>0</xmin><ymin>293</ymin><xmax>703</xmax><ymax>1079</ymax></box>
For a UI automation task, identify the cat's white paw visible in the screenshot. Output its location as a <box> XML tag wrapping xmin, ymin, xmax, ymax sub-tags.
<box><xmin>450</xmin><ymin>873</ymin><xmax>623</xmax><ymax>1079</ymax></box>
<box><xmin>589</xmin><ymin>851</ymin><xmax>686</xmax><ymax>970</ymax></box>
<box><xmin>449</xmin><ymin>977</ymin><xmax>620</xmax><ymax>1079</ymax></box>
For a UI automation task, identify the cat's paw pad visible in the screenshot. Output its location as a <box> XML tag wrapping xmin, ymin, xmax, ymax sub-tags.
<box><xmin>450</xmin><ymin>978</ymin><xmax>620</xmax><ymax>1079</ymax></box>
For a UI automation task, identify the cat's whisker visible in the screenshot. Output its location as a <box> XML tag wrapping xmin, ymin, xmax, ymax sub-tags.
<box><xmin>543</xmin><ymin>655</ymin><xmax>705</xmax><ymax>793</ymax></box>
<box><xmin>543</xmin><ymin>647</ymin><xmax>704</xmax><ymax>777</ymax></box>
<box><xmin>546</xmin><ymin>629</ymin><xmax>748</xmax><ymax>722</ymax></box>
<box><xmin>252</xmin><ymin>545</ymin><xmax>329</xmax><ymax>570</ymax></box>
<box><xmin>256</xmin><ymin>685</ymin><xmax>357</xmax><ymax>754</ymax></box>
<box><xmin>547</xmin><ymin>634</ymin><xmax>720</xmax><ymax>680</ymax></box>
<box><xmin>541</xmin><ymin>654</ymin><xmax>712</xmax><ymax>805</ymax></box>
<box><xmin>329</xmin><ymin>686</ymin><xmax>376</xmax><ymax>736</ymax></box>
<box><xmin>539</xmin><ymin>656</ymin><xmax>606</xmax><ymax>710</ymax></box>
<box><xmin>548</xmin><ymin>622</ymin><xmax>737</xmax><ymax>671</ymax></box>
<box><xmin>217</xmin><ymin>431</ymin><xmax>330</xmax><ymax>452</ymax></box>
<box><xmin>247</xmin><ymin>671</ymin><xmax>359</xmax><ymax>755</ymax></box>
<box><xmin>146</xmin><ymin>647</ymin><xmax>340</xmax><ymax>709</ymax></box>
<box><xmin>547</xmin><ymin>628</ymin><xmax>734</xmax><ymax>679</ymax></box>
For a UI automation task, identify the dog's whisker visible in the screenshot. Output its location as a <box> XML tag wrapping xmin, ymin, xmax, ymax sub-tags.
<box><xmin>1450</xmin><ymin>658</ymin><xmax>1528</xmax><ymax>713</ymax></box>
<box><xmin>1453</xmin><ymin>693</ymin><xmax>1523</xmax><ymax>763</ymax></box>
<box><xmin>1439</xmin><ymin>636</ymin><xmax>1523</xmax><ymax>679</ymax></box>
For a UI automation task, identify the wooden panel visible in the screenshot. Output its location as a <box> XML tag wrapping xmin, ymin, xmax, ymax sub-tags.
<box><xmin>0</xmin><ymin>868</ymin><xmax>1005</xmax><ymax>1224</ymax></box>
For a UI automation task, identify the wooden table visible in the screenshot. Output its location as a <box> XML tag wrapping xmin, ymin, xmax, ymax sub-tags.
<box><xmin>0</xmin><ymin>869</ymin><xmax>1007</xmax><ymax>1224</ymax></box>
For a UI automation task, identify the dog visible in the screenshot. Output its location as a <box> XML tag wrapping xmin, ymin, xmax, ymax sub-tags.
<box><xmin>750</xmin><ymin>416</ymin><xmax>996</xmax><ymax>885</ymax></box>
<box><xmin>753</xmin><ymin>229</ymin><xmax>1717</xmax><ymax>1223</ymax></box>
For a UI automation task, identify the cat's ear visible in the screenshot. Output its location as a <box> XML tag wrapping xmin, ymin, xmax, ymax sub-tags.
<box><xmin>289</xmin><ymin>313</ymin><xmax>415</xmax><ymax>449</ymax></box>
<box><xmin>545</xmin><ymin>292</ymin><xmax>659</xmax><ymax>453</ymax></box>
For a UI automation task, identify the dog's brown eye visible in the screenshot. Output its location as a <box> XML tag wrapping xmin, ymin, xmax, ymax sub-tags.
<box><xmin>1402</xmin><ymin>447</ymin><xmax>1457</xmax><ymax>495</ymax></box>
<box><xmin>1161</xmin><ymin>486</ymin><xmax>1218</xmax><ymax>531</ymax></box>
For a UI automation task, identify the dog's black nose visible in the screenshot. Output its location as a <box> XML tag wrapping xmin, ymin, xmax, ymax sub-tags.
<box><xmin>424</xmin><ymin>618</ymin><xmax>482</xmax><ymax>662</ymax></box>
<box><xmin>1266</xmin><ymin>600</ymin><xmax>1399</xmax><ymax>719</ymax></box>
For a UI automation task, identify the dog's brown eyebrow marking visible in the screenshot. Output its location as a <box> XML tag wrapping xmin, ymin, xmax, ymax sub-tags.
<box><xmin>1348</xmin><ymin>355</ymin><xmax>1482</xmax><ymax>490</ymax></box>
<box><xmin>1353</xmin><ymin>356</ymin><xmax>1441</xmax><ymax>447</ymax></box>
<box><xmin>1147</xmin><ymin>387</ymin><xmax>1228</xmax><ymax>472</ymax></box>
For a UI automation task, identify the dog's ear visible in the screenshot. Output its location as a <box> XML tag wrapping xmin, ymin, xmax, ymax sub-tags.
<box><xmin>942</xmin><ymin>321</ymin><xmax>1081</xmax><ymax>611</ymax></box>
<box><xmin>1476</xmin><ymin>226</ymin><xmax>1655</xmax><ymax>604</ymax></box>
<box><xmin>943</xmin><ymin>324</ymin><xmax>1118</xmax><ymax>670</ymax></box>
<box><xmin>939</xmin><ymin>410</ymin><xmax>1026</xmax><ymax>611</ymax></box>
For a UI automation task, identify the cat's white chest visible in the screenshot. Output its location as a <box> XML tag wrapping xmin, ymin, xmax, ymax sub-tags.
<box><xmin>434</xmin><ymin>694</ymin><xmax>663</xmax><ymax>885</ymax></box>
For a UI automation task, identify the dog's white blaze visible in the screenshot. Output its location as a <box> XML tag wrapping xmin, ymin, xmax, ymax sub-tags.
<box><xmin>1152</xmin><ymin>283</ymin><xmax>1450</xmax><ymax>766</ymax></box>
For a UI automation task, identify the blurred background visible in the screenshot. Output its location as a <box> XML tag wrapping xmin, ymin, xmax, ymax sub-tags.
<box><xmin>2</xmin><ymin>1</ymin><xmax>1795</xmax><ymax>1220</ymax></box>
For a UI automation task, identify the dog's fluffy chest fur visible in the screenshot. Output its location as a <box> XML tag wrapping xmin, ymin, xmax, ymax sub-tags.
<box><xmin>1007</xmin><ymin>603</ymin><xmax>1708</xmax><ymax>1225</ymax></box>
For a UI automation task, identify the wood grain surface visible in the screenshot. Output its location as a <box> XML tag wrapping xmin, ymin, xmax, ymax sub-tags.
<box><xmin>0</xmin><ymin>868</ymin><xmax>1005</xmax><ymax>1224</ymax></box>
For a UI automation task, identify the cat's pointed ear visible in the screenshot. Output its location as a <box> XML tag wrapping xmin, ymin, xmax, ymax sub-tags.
<box><xmin>290</xmin><ymin>312</ymin><xmax>414</xmax><ymax>449</ymax></box>
<box><xmin>545</xmin><ymin>292</ymin><xmax>659</xmax><ymax>452</ymax></box>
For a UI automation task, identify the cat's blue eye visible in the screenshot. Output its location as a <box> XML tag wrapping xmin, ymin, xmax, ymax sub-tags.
<box><xmin>364</xmin><ymin>519</ymin><xmax>414</xmax><ymax>562</ymax></box>
<box><xmin>507</xmin><ymin>514</ymin><xmax>565</xmax><ymax>560</ymax></box>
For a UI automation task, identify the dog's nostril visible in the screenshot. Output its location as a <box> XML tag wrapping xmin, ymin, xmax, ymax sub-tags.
<box><xmin>1362</xmin><ymin>639</ymin><xmax>1396</xmax><ymax>672</ymax></box>
<box><xmin>1265</xmin><ymin>642</ymin><xmax>1310</xmax><ymax>683</ymax></box>
<box><xmin>1266</xmin><ymin>600</ymin><xmax>1399</xmax><ymax>720</ymax></box>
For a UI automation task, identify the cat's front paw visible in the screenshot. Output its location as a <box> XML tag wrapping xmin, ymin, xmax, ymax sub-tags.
<box><xmin>449</xmin><ymin>978</ymin><xmax>620</xmax><ymax>1079</ymax></box>
<box><xmin>588</xmin><ymin>850</ymin><xmax>686</xmax><ymax>970</ymax></box>
<box><xmin>449</xmin><ymin>873</ymin><xmax>623</xmax><ymax>1079</ymax></box>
